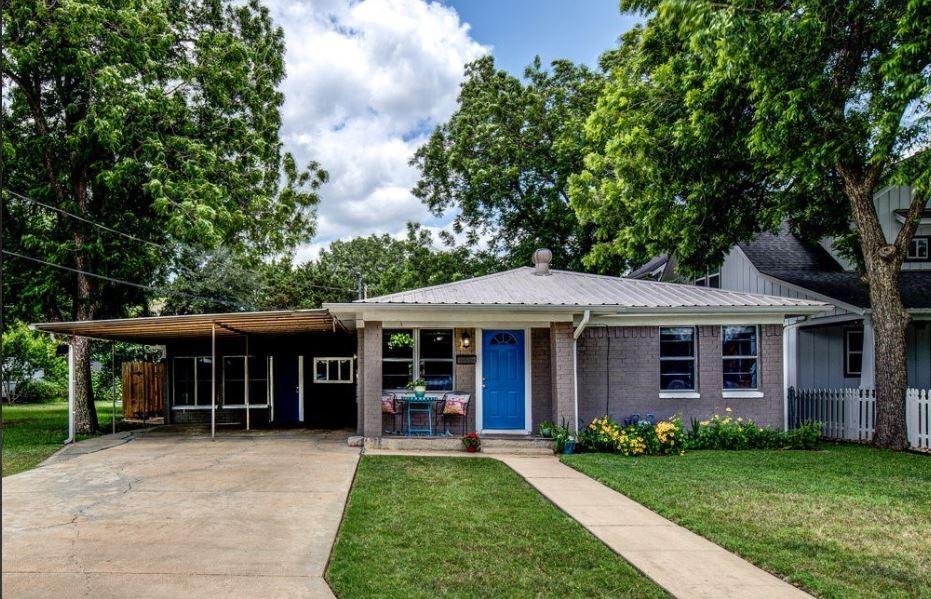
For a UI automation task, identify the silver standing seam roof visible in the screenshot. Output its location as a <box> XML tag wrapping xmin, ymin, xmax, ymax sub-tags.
<box><xmin>351</xmin><ymin>267</ymin><xmax>826</xmax><ymax>309</ymax></box>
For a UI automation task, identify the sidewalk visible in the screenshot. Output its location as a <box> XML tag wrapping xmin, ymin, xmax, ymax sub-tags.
<box><xmin>497</xmin><ymin>455</ymin><xmax>810</xmax><ymax>599</ymax></box>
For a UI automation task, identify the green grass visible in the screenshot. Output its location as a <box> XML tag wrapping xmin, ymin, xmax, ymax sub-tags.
<box><xmin>562</xmin><ymin>445</ymin><xmax>931</xmax><ymax>599</ymax></box>
<box><xmin>326</xmin><ymin>455</ymin><xmax>667</xmax><ymax>598</ymax></box>
<box><xmin>2</xmin><ymin>401</ymin><xmax>124</xmax><ymax>476</ymax></box>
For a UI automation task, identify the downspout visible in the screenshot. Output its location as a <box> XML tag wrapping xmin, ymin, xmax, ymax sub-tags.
<box><xmin>572</xmin><ymin>310</ymin><xmax>591</xmax><ymax>434</ymax></box>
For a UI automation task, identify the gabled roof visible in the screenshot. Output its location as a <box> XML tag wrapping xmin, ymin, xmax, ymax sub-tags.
<box><xmin>769</xmin><ymin>270</ymin><xmax>931</xmax><ymax>310</ymax></box>
<box><xmin>627</xmin><ymin>254</ymin><xmax>669</xmax><ymax>279</ymax></box>
<box><xmin>348</xmin><ymin>267</ymin><xmax>825</xmax><ymax>310</ymax></box>
<box><xmin>737</xmin><ymin>223</ymin><xmax>842</xmax><ymax>275</ymax></box>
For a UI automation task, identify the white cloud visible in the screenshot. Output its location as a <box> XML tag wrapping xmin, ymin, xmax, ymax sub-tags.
<box><xmin>265</xmin><ymin>0</ymin><xmax>488</xmax><ymax>262</ymax></box>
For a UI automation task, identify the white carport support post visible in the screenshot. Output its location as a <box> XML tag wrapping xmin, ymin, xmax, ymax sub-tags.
<box><xmin>66</xmin><ymin>342</ymin><xmax>75</xmax><ymax>444</ymax></box>
<box><xmin>244</xmin><ymin>335</ymin><xmax>250</xmax><ymax>431</ymax></box>
<box><xmin>572</xmin><ymin>309</ymin><xmax>592</xmax><ymax>435</ymax></box>
<box><xmin>860</xmin><ymin>315</ymin><xmax>875</xmax><ymax>390</ymax></box>
<box><xmin>211</xmin><ymin>323</ymin><xmax>216</xmax><ymax>440</ymax></box>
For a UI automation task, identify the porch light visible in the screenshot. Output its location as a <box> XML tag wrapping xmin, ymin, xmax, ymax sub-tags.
<box><xmin>461</xmin><ymin>331</ymin><xmax>471</xmax><ymax>349</ymax></box>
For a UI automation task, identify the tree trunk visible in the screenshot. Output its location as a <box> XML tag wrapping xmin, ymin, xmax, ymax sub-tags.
<box><xmin>71</xmin><ymin>335</ymin><xmax>98</xmax><ymax>434</ymax></box>
<box><xmin>867</xmin><ymin>258</ymin><xmax>909</xmax><ymax>449</ymax></box>
<box><xmin>841</xmin><ymin>168</ymin><xmax>911</xmax><ymax>450</ymax></box>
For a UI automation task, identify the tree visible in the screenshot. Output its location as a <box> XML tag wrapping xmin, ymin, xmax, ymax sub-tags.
<box><xmin>2</xmin><ymin>321</ymin><xmax>67</xmax><ymax>404</ymax></box>
<box><xmin>412</xmin><ymin>55</ymin><xmax>621</xmax><ymax>272</ymax></box>
<box><xmin>571</xmin><ymin>0</ymin><xmax>931</xmax><ymax>448</ymax></box>
<box><xmin>2</xmin><ymin>0</ymin><xmax>324</xmax><ymax>433</ymax></box>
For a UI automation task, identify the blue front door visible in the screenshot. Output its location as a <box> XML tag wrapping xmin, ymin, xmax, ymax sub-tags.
<box><xmin>482</xmin><ymin>330</ymin><xmax>525</xmax><ymax>430</ymax></box>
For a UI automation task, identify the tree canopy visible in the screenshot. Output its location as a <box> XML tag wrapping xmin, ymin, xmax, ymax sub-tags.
<box><xmin>1</xmin><ymin>0</ymin><xmax>325</xmax><ymax>431</ymax></box>
<box><xmin>571</xmin><ymin>0</ymin><xmax>930</xmax><ymax>448</ymax></box>
<box><xmin>412</xmin><ymin>55</ymin><xmax>619</xmax><ymax>271</ymax></box>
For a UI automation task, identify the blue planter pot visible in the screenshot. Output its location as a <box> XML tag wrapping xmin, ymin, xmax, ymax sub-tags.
<box><xmin>562</xmin><ymin>441</ymin><xmax>576</xmax><ymax>454</ymax></box>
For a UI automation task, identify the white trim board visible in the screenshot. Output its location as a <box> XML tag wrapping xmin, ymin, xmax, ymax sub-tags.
<box><xmin>474</xmin><ymin>327</ymin><xmax>533</xmax><ymax>435</ymax></box>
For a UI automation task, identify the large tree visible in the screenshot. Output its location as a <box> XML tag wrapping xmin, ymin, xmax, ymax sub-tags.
<box><xmin>571</xmin><ymin>0</ymin><xmax>930</xmax><ymax>448</ymax></box>
<box><xmin>412</xmin><ymin>55</ymin><xmax>620</xmax><ymax>271</ymax></box>
<box><xmin>2</xmin><ymin>0</ymin><xmax>323</xmax><ymax>433</ymax></box>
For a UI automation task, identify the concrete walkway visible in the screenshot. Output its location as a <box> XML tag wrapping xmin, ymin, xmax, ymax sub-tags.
<box><xmin>497</xmin><ymin>455</ymin><xmax>810</xmax><ymax>599</ymax></box>
<box><xmin>3</xmin><ymin>430</ymin><xmax>358</xmax><ymax>598</ymax></box>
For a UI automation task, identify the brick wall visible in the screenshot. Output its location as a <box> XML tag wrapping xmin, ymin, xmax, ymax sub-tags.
<box><xmin>531</xmin><ymin>328</ymin><xmax>553</xmax><ymax>430</ymax></box>
<box><xmin>453</xmin><ymin>327</ymin><xmax>477</xmax><ymax>433</ymax></box>
<box><xmin>361</xmin><ymin>322</ymin><xmax>383</xmax><ymax>437</ymax></box>
<box><xmin>577</xmin><ymin>324</ymin><xmax>784</xmax><ymax>428</ymax></box>
<box><xmin>549</xmin><ymin>322</ymin><xmax>576</xmax><ymax>427</ymax></box>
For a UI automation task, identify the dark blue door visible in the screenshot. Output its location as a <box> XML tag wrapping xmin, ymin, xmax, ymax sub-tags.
<box><xmin>482</xmin><ymin>330</ymin><xmax>525</xmax><ymax>430</ymax></box>
<box><xmin>273</xmin><ymin>355</ymin><xmax>301</xmax><ymax>423</ymax></box>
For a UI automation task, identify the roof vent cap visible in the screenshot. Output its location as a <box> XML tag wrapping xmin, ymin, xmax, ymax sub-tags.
<box><xmin>532</xmin><ymin>248</ymin><xmax>553</xmax><ymax>275</ymax></box>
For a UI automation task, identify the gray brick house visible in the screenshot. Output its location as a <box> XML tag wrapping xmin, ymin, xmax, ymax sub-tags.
<box><xmin>37</xmin><ymin>250</ymin><xmax>826</xmax><ymax>439</ymax></box>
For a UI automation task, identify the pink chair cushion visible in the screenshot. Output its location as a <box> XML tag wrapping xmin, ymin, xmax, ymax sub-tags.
<box><xmin>381</xmin><ymin>395</ymin><xmax>396</xmax><ymax>414</ymax></box>
<box><xmin>443</xmin><ymin>394</ymin><xmax>470</xmax><ymax>416</ymax></box>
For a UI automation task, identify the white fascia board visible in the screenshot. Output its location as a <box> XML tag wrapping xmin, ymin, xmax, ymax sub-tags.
<box><xmin>592</xmin><ymin>314</ymin><xmax>787</xmax><ymax>326</ymax></box>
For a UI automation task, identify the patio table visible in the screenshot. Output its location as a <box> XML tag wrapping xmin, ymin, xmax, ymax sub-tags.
<box><xmin>397</xmin><ymin>393</ymin><xmax>443</xmax><ymax>436</ymax></box>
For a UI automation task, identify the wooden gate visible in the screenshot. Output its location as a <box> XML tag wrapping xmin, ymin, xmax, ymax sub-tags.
<box><xmin>122</xmin><ymin>362</ymin><xmax>165</xmax><ymax>420</ymax></box>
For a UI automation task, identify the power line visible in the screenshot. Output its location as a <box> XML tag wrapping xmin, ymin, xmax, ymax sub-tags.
<box><xmin>2</xmin><ymin>250</ymin><xmax>254</xmax><ymax>310</ymax></box>
<box><xmin>4</xmin><ymin>189</ymin><xmax>164</xmax><ymax>251</ymax></box>
<box><xmin>3</xmin><ymin>187</ymin><xmax>359</xmax><ymax>295</ymax></box>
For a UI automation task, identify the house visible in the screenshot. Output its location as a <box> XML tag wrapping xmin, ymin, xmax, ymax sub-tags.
<box><xmin>629</xmin><ymin>186</ymin><xmax>931</xmax><ymax>394</ymax></box>
<box><xmin>36</xmin><ymin>250</ymin><xmax>826</xmax><ymax>439</ymax></box>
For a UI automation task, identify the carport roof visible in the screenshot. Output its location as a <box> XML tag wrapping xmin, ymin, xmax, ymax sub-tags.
<box><xmin>32</xmin><ymin>309</ymin><xmax>343</xmax><ymax>343</ymax></box>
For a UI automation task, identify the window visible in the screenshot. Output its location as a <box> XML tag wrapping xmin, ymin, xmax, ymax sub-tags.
<box><xmin>173</xmin><ymin>356</ymin><xmax>213</xmax><ymax>407</ymax></box>
<box><xmin>722</xmin><ymin>326</ymin><xmax>759</xmax><ymax>389</ymax></box>
<box><xmin>314</xmin><ymin>358</ymin><xmax>353</xmax><ymax>383</ymax></box>
<box><xmin>382</xmin><ymin>328</ymin><xmax>454</xmax><ymax>391</ymax></box>
<box><xmin>693</xmin><ymin>271</ymin><xmax>720</xmax><ymax>288</ymax></box>
<box><xmin>845</xmin><ymin>329</ymin><xmax>864</xmax><ymax>377</ymax></box>
<box><xmin>383</xmin><ymin>329</ymin><xmax>414</xmax><ymax>390</ymax></box>
<box><xmin>222</xmin><ymin>355</ymin><xmax>268</xmax><ymax>406</ymax></box>
<box><xmin>419</xmin><ymin>329</ymin><xmax>454</xmax><ymax>391</ymax></box>
<box><xmin>907</xmin><ymin>237</ymin><xmax>929</xmax><ymax>261</ymax></box>
<box><xmin>659</xmin><ymin>327</ymin><xmax>696</xmax><ymax>391</ymax></box>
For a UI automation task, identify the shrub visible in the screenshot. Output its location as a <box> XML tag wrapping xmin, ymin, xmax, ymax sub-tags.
<box><xmin>685</xmin><ymin>409</ymin><xmax>820</xmax><ymax>450</ymax></box>
<box><xmin>578</xmin><ymin>416</ymin><xmax>682</xmax><ymax>456</ymax></box>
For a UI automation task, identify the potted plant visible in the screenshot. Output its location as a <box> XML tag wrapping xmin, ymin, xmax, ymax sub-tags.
<box><xmin>552</xmin><ymin>425</ymin><xmax>577</xmax><ymax>454</ymax></box>
<box><xmin>407</xmin><ymin>378</ymin><xmax>427</xmax><ymax>398</ymax></box>
<box><xmin>462</xmin><ymin>432</ymin><xmax>481</xmax><ymax>452</ymax></box>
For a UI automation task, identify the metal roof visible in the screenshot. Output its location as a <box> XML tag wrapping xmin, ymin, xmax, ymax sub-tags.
<box><xmin>32</xmin><ymin>309</ymin><xmax>343</xmax><ymax>343</ymax></box>
<box><xmin>348</xmin><ymin>267</ymin><xmax>827</xmax><ymax>310</ymax></box>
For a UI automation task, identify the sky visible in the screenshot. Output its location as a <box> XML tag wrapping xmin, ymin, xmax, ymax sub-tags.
<box><xmin>262</xmin><ymin>0</ymin><xmax>641</xmax><ymax>262</ymax></box>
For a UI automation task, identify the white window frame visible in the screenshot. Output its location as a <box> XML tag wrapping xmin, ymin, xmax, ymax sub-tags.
<box><xmin>907</xmin><ymin>237</ymin><xmax>929</xmax><ymax>261</ymax></box>
<box><xmin>693</xmin><ymin>270</ymin><xmax>721</xmax><ymax>288</ymax></box>
<box><xmin>845</xmin><ymin>329</ymin><xmax>864</xmax><ymax>377</ymax></box>
<box><xmin>721</xmin><ymin>325</ymin><xmax>760</xmax><ymax>391</ymax></box>
<box><xmin>222</xmin><ymin>355</ymin><xmax>270</xmax><ymax>408</ymax></box>
<box><xmin>659</xmin><ymin>326</ymin><xmax>698</xmax><ymax>393</ymax></box>
<box><xmin>382</xmin><ymin>328</ymin><xmax>455</xmax><ymax>392</ymax></box>
<box><xmin>172</xmin><ymin>356</ymin><xmax>211</xmax><ymax>408</ymax></box>
<box><xmin>313</xmin><ymin>357</ymin><xmax>354</xmax><ymax>383</ymax></box>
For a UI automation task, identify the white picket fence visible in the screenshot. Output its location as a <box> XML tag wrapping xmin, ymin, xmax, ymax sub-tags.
<box><xmin>791</xmin><ymin>387</ymin><xmax>931</xmax><ymax>450</ymax></box>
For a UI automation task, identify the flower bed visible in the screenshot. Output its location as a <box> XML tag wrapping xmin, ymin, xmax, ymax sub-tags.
<box><xmin>542</xmin><ymin>410</ymin><xmax>820</xmax><ymax>456</ymax></box>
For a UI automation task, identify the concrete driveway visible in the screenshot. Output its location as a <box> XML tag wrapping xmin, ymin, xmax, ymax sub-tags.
<box><xmin>2</xmin><ymin>430</ymin><xmax>360</xmax><ymax>598</ymax></box>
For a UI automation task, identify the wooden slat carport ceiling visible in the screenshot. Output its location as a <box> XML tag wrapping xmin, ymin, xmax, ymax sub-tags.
<box><xmin>32</xmin><ymin>310</ymin><xmax>343</xmax><ymax>342</ymax></box>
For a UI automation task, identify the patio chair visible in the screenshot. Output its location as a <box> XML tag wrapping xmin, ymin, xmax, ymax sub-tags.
<box><xmin>381</xmin><ymin>393</ymin><xmax>402</xmax><ymax>434</ymax></box>
<box><xmin>436</xmin><ymin>392</ymin><xmax>471</xmax><ymax>436</ymax></box>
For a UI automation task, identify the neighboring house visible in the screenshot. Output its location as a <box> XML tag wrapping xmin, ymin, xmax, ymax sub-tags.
<box><xmin>630</xmin><ymin>186</ymin><xmax>931</xmax><ymax>393</ymax></box>
<box><xmin>36</xmin><ymin>250</ymin><xmax>825</xmax><ymax>437</ymax></box>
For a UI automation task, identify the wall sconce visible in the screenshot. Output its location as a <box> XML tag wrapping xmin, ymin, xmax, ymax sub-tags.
<box><xmin>460</xmin><ymin>331</ymin><xmax>471</xmax><ymax>350</ymax></box>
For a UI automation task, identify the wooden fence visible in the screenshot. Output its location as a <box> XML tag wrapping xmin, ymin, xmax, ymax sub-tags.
<box><xmin>791</xmin><ymin>387</ymin><xmax>930</xmax><ymax>450</ymax></box>
<box><xmin>122</xmin><ymin>362</ymin><xmax>164</xmax><ymax>420</ymax></box>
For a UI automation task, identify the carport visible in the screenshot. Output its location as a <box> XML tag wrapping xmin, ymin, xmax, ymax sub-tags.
<box><xmin>33</xmin><ymin>309</ymin><xmax>358</xmax><ymax>440</ymax></box>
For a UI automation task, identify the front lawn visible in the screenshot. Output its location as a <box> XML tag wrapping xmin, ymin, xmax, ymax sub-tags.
<box><xmin>326</xmin><ymin>455</ymin><xmax>666</xmax><ymax>598</ymax></box>
<box><xmin>563</xmin><ymin>445</ymin><xmax>931</xmax><ymax>599</ymax></box>
<box><xmin>2</xmin><ymin>401</ymin><xmax>124</xmax><ymax>476</ymax></box>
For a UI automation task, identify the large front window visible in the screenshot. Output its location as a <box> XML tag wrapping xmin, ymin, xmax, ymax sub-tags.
<box><xmin>173</xmin><ymin>356</ymin><xmax>213</xmax><ymax>406</ymax></box>
<box><xmin>222</xmin><ymin>355</ymin><xmax>269</xmax><ymax>406</ymax></box>
<box><xmin>722</xmin><ymin>326</ymin><xmax>759</xmax><ymax>389</ymax></box>
<box><xmin>382</xmin><ymin>328</ymin><xmax>454</xmax><ymax>391</ymax></box>
<box><xmin>659</xmin><ymin>327</ymin><xmax>696</xmax><ymax>391</ymax></box>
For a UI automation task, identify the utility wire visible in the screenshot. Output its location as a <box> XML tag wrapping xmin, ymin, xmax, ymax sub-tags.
<box><xmin>2</xmin><ymin>250</ymin><xmax>254</xmax><ymax>310</ymax></box>
<box><xmin>2</xmin><ymin>188</ymin><xmax>358</xmax><ymax>294</ymax></box>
